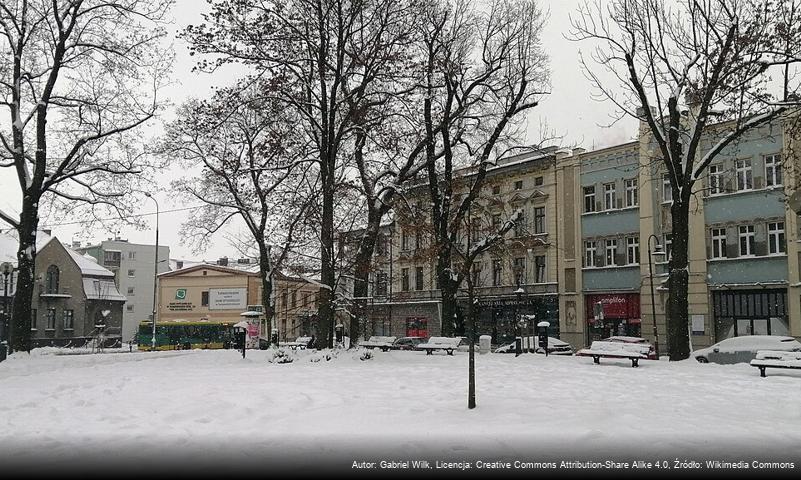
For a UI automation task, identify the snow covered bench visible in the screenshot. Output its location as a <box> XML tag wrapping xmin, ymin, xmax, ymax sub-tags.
<box><xmin>750</xmin><ymin>350</ymin><xmax>801</xmax><ymax>378</ymax></box>
<box><xmin>281</xmin><ymin>336</ymin><xmax>313</xmax><ymax>350</ymax></box>
<box><xmin>359</xmin><ymin>336</ymin><xmax>397</xmax><ymax>352</ymax></box>
<box><xmin>576</xmin><ymin>341</ymin><xmax>651</xmax><ymax>367</ymax></box>
<box><xmin>415</xmin><ymin>337</ymin><xmax>461</xmax><ymax>355</ymax></box>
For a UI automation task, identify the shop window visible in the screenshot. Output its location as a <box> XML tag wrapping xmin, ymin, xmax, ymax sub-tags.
<box><xmin>406</xmin><ymin>317</ymin><xmax>428</xmax><ymax>337</ymax></box>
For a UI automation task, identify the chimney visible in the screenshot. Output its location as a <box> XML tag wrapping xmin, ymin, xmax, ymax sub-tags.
<box><xmin>176</xmin><ymin>260</ymin><xmax>184</xmax><ymax>269</ymax></box>
<box><xmin>217</xmin><ymin>257</ymin><xmax>228</xmax><ymax>267</ymax></box>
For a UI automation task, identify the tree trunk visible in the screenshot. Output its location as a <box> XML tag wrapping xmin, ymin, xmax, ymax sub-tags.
<box><xmin>318</xmin><ymin>158</ymin><xmax>335</xmax><ymax>349</ymax></box>
<box><xmin>666</xmin><ymin>200</ymin><xmax>691</xmax><ymax>361</ymax></box>
<box><xmin>10</xmin><ymin>196</ymin><xmax>40</xmax><ymax>354</ymax></box>
<box><xmin>467</xmin><ymin>284</ymin><xmax>476</xmax><ymax>409</ymax></box>
<box><xmin>351</xmin><ymin>212</ymin><xmax>381</xmax><ymax>347</ymax></box>
<box><xmin>258</xmin><ymin>245</ymin><xmax>274</xmax><ymax>346</ymax></box>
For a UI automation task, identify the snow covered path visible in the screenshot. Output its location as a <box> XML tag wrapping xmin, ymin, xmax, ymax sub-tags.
<box><xmin>2</xmin><ymin>348</ymin><xmax>800</xmax><ymax>472</ymax></box>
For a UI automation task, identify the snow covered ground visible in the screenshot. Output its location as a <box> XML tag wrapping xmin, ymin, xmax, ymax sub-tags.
<box><xmin>2</xmin><ymin>347</ymin><xmax>800</xmax><ymax>474</ymax></box>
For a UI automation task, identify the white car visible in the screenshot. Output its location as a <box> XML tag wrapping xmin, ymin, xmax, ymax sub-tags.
<box><xmin>693</xmin><ymin>335</ymin><xmax>801</xmax><ymax>364</ymax></box>
<box><xmin>493</xmin><ymin>336</ymin><xmax>574</xmax><ymax>355</ymax></box>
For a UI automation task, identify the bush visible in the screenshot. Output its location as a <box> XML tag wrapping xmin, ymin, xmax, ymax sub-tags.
<box><xmin>267</xmin><ymin>348</ymin><xmax>294</xmax><ymax>364</ymax></box>
<box><xmin>358</xmin><ymin>349</ymin><xmax>373</xmax><ymax>361</ymax></box>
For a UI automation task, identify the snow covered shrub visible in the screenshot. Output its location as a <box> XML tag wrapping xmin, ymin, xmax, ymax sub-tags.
<box><xmin>309</xmin><ymin>349</ymin><xmax>338</xmax><ymax>363</ymax></box>
<box><xmin>357</xmin><ymin>349</ymin><xmax>373</xmax><ymax>361</ymax></box>
<box><xmin>267</xmin><ymin>348</ymin><xmax>294</xmax><ymax>364</ymax></box>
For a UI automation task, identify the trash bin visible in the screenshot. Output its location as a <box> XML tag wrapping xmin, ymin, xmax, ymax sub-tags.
<box><xmin>479</xmin><ymin>335</ymin><xmax>491</xmax><ymax>354</ymax></box>
<box><xmin>537</xmin><ymin>321</ymin><xmax>550</xmax><ymax>356</ymax></box>
<box><xmin>515</xmin><ymin>336</ymin><xmax>522</xmax><ymax>357</ymax></box>
<box><xmin>270</xmin><ymin>328</ymin><xmax>279</xmax><ymax>346</ymax></box>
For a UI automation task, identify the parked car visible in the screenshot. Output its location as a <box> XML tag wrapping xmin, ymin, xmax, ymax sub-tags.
<box><xmin>693</xmin><ymin>335</ymin><xmax>801</xmax><ymax>364</ymax></box>
<box><xmin>493</xmin><ymin>336</ymin><xmax>574</xmax><ymax>355</ymax></box>
<box><xmin>601</xmin><ymin>336</ymin><xmax>658</xmax><ymax>360</ymax></box>
<box><xmin>391</xmin><ymin>336</ymin><xmax>427</xmax><ymax>350</ymax></box>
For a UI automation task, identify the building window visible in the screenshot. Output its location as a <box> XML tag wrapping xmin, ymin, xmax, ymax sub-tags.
<box><xmin>291</xmin><ymin>291</ymin><xmax>297</xmax><ymax>308</ymax></box>
<box><xmin>768</xmin><ymin>222</ymin><xmax>785</xmax><ymax>255</ymax></box>
<box><xmin>45</xmin><ymin>265</ymin><xmax>59</xmax><ymax>294</ymax></box>
<box><xmin>471</xmin><ymin>218</ymin><xmax>481</xmax><ymax>243</ymax></box>
<box><xmin>605</xmin><ymin>239</ymin><xmax>618</xmax><ymax>266</ymax></box>
<box><xmin>534</xmin><ymin>256</ymin><xmax>546</xmax><ymax>283</ymax></box>
<box><xmin>603</xmin><ymin>183</ymin><xmax>616</xmax><ymax>210</ymax></box>
<box><xmin>415</xmin><ymin>232</ymin><xmax>422</xmax><ymax>250</ymax></box>
<box><xmin>738</xmin><ymin>225</ymin><xmax>755</xmax><ymax>256</ymax></box>
<box><xmin>281</xmin><ymin>291</ymin><xmax>287</xmax><ymax>309</ymax></box>
<box><xmin>126</xmin><ymin>304</ymin><xmax>134</xmax><ymax>313</ymax></box>
<box><xmin>103</xmin><ymin>250</ymin><xmax>121</xmax><ymax>267</ymax></box>
<box><xmin>626</xmin><ymin>236</ymin><xmax>639</xmax><ymax>265</ymax></box>
<box><xmin>46</xmin><ymin>308</ymin><xmax>56</xmax><ymax>330</ymax></box>
<box><xmin>584</xmin><ymin>241</ymin><xmax>597</xmax><ymax>267</ymax></box>
<box><xmin>513</xmin><ymin>257</ymin><xmax>526</xmax><ymax>286</ymax></box>
<box><xmin>127</xmin><ymin>286</ymin><xmax>135</xmax><ymax>296</ymax></box>
<box><xmin>31</xmin><ymin>309</ymin><xmax>37</xmax><ymax>330</ymax></box>
<box><xmin>492</xmin><ymin>259</ymin><xmax>502</xmax><ymax>286</ymax></box>
<box><xmin>415</xmin><ymin>267</ymin><xmax>424</xmax><ymax>291</ymax></box>
<box><xmin>492</xmin><ymin>214</ymin><xmax>502</xmax><ymax>231</ymax></box>
<box><xmin>709</xmin><ymin>164</ymin><xmax>723</xmax><ymax>195</ymax></box>
<box><xmin>624</xmin><ymin>179</ymin><xmax>638</xmax><ymax>207</ymax></box>
<box><xmin>514</xmin><ymin>211</ymin><xmax>525</xmax><ymax>237</ymax></box>
<box><xmin>303</xmin><ymin>293</ymin><xmax>310</xmax><ymax>306</ymax></box>
<box><xmin>583</xmin><ymin>186</ymin><xmax>596</xmax><ymax>213</ymax></box>
<box><xmin>711</xmin><ymin>228</ymin><xmax>727</xmax><ymax>259</ymax></box>
<box><xmin>765</xmin><ymin>154</ymin><xmax>782</xmax><ymax>187</ymax></box>
<box><xmin>201</xmin><ymin>291</ymin><xmax>209</xmax><ymax>307</ymax></box>
<box><xmin>735</xmin><ymin>159</ymin><xmax>753</xmax><ymax>191</ymax></box>
<box><xmin>401</xmin><ymin>268</ymin><xmax>410</xmax><ymax>292</ymax></box>
<box><xmin>534</xmin><ymin>207</ymin><xmax>545</xmax><ymax>234</ymax></box>
<box><xmin>375</xmin><ymin>271</ymin><xmax>388</xmax><ymax>296</ymax></box>
<box><xmin>663</xmin><ymin>174</ymin><xmax>673</xmax><ymax>202</ymax></box>
<box><xmin>127</xmin><ymin>269</ymin><xmax>135</xmax><ymax>277</ymax></box>
<box><xmin>663</xmin><ymin>234</ymin><xmax>673</xmax><ymax>261</ymax></box>
<box><xmin>128</xmin><ymin>251</ymin><xmax>136</xmax><ymax>260</ymax></box>
<box><xmin>401</xmin><ymin>231</ymin><xmax>410</xmax><ymax>251</ymax></box>
<box><xmin>471</xmin><ymin>262</ymin><xmax>482</xmax><ymax>287</ymax></box>
<box><xmin>514</xmin><ymin>180</ymin><xmax>523</xmax><ymax>190</ymax></box>
<box><xmin>535</xmin><ymin>176</ymin><xmax>544</xmax><ymax>186</ymax></box>
<box><xmin>492</xmin><ymin>185</ymin><xmax>501</xmax><ymax>195</ymax></box>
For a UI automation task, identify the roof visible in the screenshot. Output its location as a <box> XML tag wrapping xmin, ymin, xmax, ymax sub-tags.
<box><xmin>158</xmin><ymin>263</ymin><xmax>260</xmax><ymax>278</ymax></box>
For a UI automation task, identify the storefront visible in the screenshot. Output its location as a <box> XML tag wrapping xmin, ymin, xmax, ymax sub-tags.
<box><xmin>585</xmin><ymin>293</ymin><xmax>641</xmax><ymax>342</ymax></box>
<box><xmin>469</xmin><ymin>294</ymin><xmax>559</xmax><ymax>345</ymax></box>
<box><xmin>712</xmin><ymin>289</ymin><xmax>788</xmax><ymax>341</ymax></box>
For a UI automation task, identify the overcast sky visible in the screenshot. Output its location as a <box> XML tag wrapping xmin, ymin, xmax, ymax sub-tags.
<box><xmin>0</xmin><ymin>0</ymin><xmax>637</xmax><ymax>262</ymax></box>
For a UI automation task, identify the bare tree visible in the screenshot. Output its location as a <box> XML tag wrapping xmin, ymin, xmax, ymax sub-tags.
<box><xmin>413</xmin><ymin>0</ymin><xmax>549</xmax><ymax>336</ymax></box>
<box><xmin>164</xmin><ymin>85</ymin><xmax>314</xmax><ymax>346</ymax></box>
<box><xmin>570</xmin><ymin>0</ymin><xmax>801</xmax><ymax>360</ymax></box>
<box><xmin>0</xmin><ymin>0</ymin><xmax>172</xmax><ymax>353</ymax></box>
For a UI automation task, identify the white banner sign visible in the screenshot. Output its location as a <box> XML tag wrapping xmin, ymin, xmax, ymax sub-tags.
<box><xmin>209</xmin><ymin>288</ymin><xmax>247</xmax><ymax>310</ymax></box>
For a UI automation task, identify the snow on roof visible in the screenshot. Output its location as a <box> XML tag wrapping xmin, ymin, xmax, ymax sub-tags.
<box><xmin>82</xmin><ymin>278</ymin><xmax>126</xmax><ymax>302</ymax></box>
<box><xmin>65</xmin><ymin>245</ymin><xmax>114</xmax><ymax>277</ymax></box>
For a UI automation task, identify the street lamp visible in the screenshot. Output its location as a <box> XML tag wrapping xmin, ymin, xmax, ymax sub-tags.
<box><xmin>1</xmin><ymin>262</ymin><xmax>14</xmax><ymax>362</ymax></box>
<box><xmin>647</xmin><ymin>234</ymin><xmax>666</xmax><ymax>359</ymax></box>
<box><xmin>144</xmin><ymin>192</ymin><xmax>159</xmax><ymax>352</ymax></box>
<box><xmin>514</xmin><ymin>287</ymin><xmax>524</xmax><ymax>357</ymax></box>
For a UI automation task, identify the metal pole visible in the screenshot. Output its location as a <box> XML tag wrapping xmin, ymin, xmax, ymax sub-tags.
<box><xmin>648</xmin><ymin>234</ymin><xmax>660</xmax><ymax>359</ymax></box>
<box><xmin>145</xmin><ymin>193</ymin><xmax>159</xmax><ymax>352</ymax></box>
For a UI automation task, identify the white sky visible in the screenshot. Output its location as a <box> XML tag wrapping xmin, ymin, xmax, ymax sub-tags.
<box><xmin>0</xmin><ymin>0</ymin><xmax>637</xmax><ymax>261</ymax></box>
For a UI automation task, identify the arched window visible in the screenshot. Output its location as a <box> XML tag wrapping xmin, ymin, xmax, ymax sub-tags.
<box><xmin>46</xmin><ymin>265</ymin><xmax>59</xmax><ymax>294</ymax></box>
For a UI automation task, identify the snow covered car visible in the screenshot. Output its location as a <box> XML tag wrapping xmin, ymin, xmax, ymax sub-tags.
<box><xmin>493</xmin><ymin>336</ymin><xmax>574</xmax><ymax>355</ymax></box>
<box><xmin>391</xmin><ymin>336</ymin><xmax>427</xmax><ymax>350</ymax></box>
<box><xmin>693</xmin><ymin>335</ymin><xmax>801</xmax><ymax>365</ymax></box>
<box><xmin>601</xmin><ymin>336</ymin><xmax>657</xmax><ymax>360</ymax></box>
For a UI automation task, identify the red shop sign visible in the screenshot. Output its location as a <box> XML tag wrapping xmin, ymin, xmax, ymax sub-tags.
<box><xmin>585</xmin><ymin>293</ymin><xmax>640</xmax><ymax>323</ymax></box>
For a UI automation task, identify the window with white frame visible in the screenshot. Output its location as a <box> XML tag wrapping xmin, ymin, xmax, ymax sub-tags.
<box><xmin>514</xmin><ymin>180</ymin><xmax>523</xmax><ymax>190</ymax></box>
<box><xmin>128</xmin><ymin>251</ymin><xmax>136</xmax><ymax>260</ymax></box>
<box><xmin>584</xmin><ymin>241</ymin><xmax>597</xmax><ymax>267</ymax></box>
<box><xmin>768</xmin><ymin>222</ymin><xmax>785</xmax><ymax>255</ymax></box>
<box><xmin>583</xmin><ymin>186</ymin><xmax>596</xmax><ymax>213</ymax></box>
<box><xmin>708</xmin><ymin>164</ymin><xmax>723</xmax><ymax>195</ymax></box>
<box><xmin>46</xmin><ymin>308</ymin><xmax>56</xmax><ymax>330</ymax></box>
<box><xmin>127</xmin><ymin>286</ymin><xmax>134</xmax><ymax>296</ymax></box>
<box><xmin>735</xmin><ymin>159</ymin><xmax>753</xmax><ymax>191</ymax></box>
<box><xmin>534</xmin><ymin>207</ymin><xmax>545</xmax><ymax>234</ymax></box>
<box><xmin>738</xmin><ymin>225</ymin><xmax>755</xmax><ymax>256</ymax></box>
<box><xmin>513</xmin><ymin>257</ymin><xmax>526</xmax><ymax>286</ymax></box>
<box><xmin>415</xmin><ymin>266</ymin><xmax>424</xmax><ymax>290</ymax></box>
<box><xmin>711</xmin><ymin>228</ymin><xmax>727</xmax><ymax>259</ymax></box>
<box><xmin>401</xmin><ymin>231</ymin><xmax>410</xmax><ymax>251</ymax></box>
<box><xmin>662</xmin><ymin>174</ymin><xmax>673</xmax><ymax>202</ymax></box>
<box><xmin>605</xmin><ymin>239</ymin><xmax>618</xmax><ymax>266</ymax></box>
<box><xmin>534</xmin><ymin>256</ymin><xmax>546</xmax><ymax>283</ymax></box>
<box><xmin>63</xmin><ymin>310</ymin><xmax>74</xmax><ymax>330</ymax></box>
<box><xmin>126</xmin><ymin>304</ymin><xmax>134</xmax><ymax>313</ymax></box>
<box><xmin>127</xmin><ymin>269</ymin><xmax>135</xmax><ymax>277</ymax></box>
<box><xmin>603</xmin><ymin>183</ymin><xmax>616</xmax><ymax>210</ymax></box>
<box><xmin>625</xmin><ymin>179</ymin><xmax>638</xmax><ymax>207</ymax></box>
<box><xmin>492</xmin><ymin>259</ymin><xmax>503</xmax><ymax>286</ymax></box>
<box><xmin>626</xmin><ymin>237</ymin><xmax>639</xmax><ymax>265</ymax></box>
<box><xmin>415</xmin><ymin>232</ymin><xmax>422</xmax><ymax>250</ymax></box>
<box><xmin>765</xmin><ymin>154</ymin><xmax>782</xmax><ymax>187</ymax></box>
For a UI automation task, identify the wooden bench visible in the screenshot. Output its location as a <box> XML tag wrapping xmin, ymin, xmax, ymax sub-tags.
<box><xmin>280</xmin><ymin>336</ymin><xmax>313</xmax><ymax>350</ymax></box>
<box><xmin>576</xmin><ymin>341</ymin><xmax>651</xmax><ymax>367</ymax></box>
<box><xmin>415</xmin><ymin>337</ymin><xmax>462</xmax><ymax>355</ymax></box>
<box><xmin>359</xmin><ymin>336</ymin><xmax>397</xmax><ymax>352</ymax></box>
<box><xmin>750</xmin><ymin>350</ymin><xmax>801</xmax><ymax>377</ymax></box>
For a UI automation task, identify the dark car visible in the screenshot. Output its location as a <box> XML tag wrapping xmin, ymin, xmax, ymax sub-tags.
<box><xmin>392</xmin><ymin>336</ymin><xmax>427</xmax><ymax>350</ymax></box>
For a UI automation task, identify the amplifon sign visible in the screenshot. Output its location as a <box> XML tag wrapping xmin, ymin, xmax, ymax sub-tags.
<box><xmin>209</xmin><ymin>288</ymin><xmax>247</xmax><ymax>310</ymax></box>
<box><xmin>585</xmin><ymin>293</ymin><xmax>640</xmax><ymax>323</ymax></box>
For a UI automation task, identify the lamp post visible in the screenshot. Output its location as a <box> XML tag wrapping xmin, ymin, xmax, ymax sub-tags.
<box><xmin>647</xmin><ymin>234</ymin><xmax>666</xmax><ymax>359</ymax></box>
<box><xmin>144</xmin><ymin>193</ymin><xmax>159</xmax><ymax>352</ymax></box>
<box><xmin>1</xmin><ymin>262</ymin><xmax>14</xmax><ymax>362</ymax></box>
<box><xmin>514</xmin><ymin>287</ymin><xmax>524</xmax><ymax>357</ymax></box>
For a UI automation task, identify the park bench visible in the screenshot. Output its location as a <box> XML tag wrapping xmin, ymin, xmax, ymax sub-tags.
<box><xmin>750</xmin><ymin>350</ymin><xmax>801</xmax><ymax>377</ymax></box>
<box><xmin>359</xmin><ymin>336</ymin><xmax>397</xmax><ymax>352</ymax></box>
<box><xmin>576</xmin><ymin>341</ymin><xmax>652</xmax><ymax>367</ymax></box>
<box><xmin>280</xmin><ymin>336</ymin><xmax>313</xmax><ymax>350</ymax></box>
<box><xmin>415</xmin><ymin>336</ymin><xmax>462</xmax><ymax>355</ymax></box>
